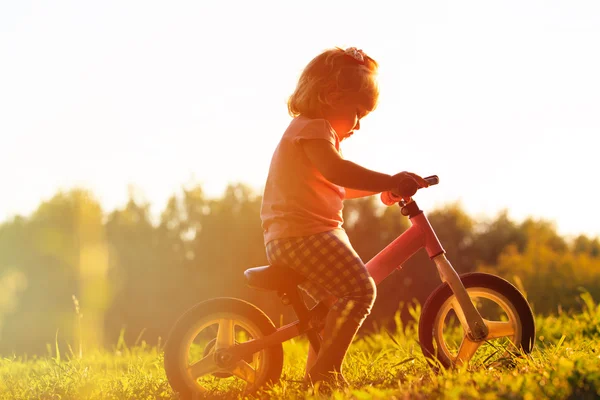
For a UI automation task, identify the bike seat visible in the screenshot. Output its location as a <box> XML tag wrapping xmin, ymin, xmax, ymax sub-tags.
<box><xmin>244</xmin><ymin>265</ymin><xmax>305</xmax><ymax>291</ymax></box>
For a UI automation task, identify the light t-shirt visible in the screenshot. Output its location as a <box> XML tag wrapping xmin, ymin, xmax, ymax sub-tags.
<box><xmin>260</xmin><ymin>116</ymin><xmax>345</xmax><ymax>244</ymax></box>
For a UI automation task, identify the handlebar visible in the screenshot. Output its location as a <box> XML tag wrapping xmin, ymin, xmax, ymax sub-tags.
<box><xmin>397</xmin><ymin>175</ymin><xmax>439</xmax><ymax>198</ymax></box>
<box><xmin>425</xmin><ymin>175</ymin><xmax>440</xmax><ymax>186</ymax></box>
<box><xmin>381</xmin><ymin>175</ymin><xmax>439</xmax><ymax>205</ymax></box>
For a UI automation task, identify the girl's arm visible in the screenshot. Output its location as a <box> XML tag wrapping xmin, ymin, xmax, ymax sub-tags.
<box><xmin>302</xmin><ymin>139</ymin><xmax>397</xmax><ymax>192</ymax></box>
<box><xmin>344</xmin><ymin>188</ymin><xmax>378</xmax><ymax>199</ymax></box>
<box><xmin>301</xmin><ymin>139</ymin><xmax>430</xmax><ymax>192</ymax></box>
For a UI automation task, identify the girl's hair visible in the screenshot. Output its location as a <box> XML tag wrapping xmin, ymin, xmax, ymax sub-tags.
<box><xmin>287</xmin><ymin>47</ymin><xmax>379</xmax><ymax>118</ymax></box>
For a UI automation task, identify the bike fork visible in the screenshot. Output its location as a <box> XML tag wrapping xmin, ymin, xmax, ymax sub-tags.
<box><xmin>432</xmin><ymin>254</ymin><xmax>489</xmax><ymax>341</ymax></box>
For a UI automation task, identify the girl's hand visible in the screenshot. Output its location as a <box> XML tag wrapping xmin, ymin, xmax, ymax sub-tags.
<box><xmin>390</xmin><ymin>171</ymin><xmax>429</xmax><ymax>196</ymax></box>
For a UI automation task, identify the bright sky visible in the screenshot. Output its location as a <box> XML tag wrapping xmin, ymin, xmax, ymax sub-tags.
<box><xmin>1</xmin><ymin>1</ymin><xmax>599</xmax><ymax>238</ymax></box>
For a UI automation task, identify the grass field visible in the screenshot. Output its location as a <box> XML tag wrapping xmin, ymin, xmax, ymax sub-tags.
<box><xmin>1</xmin><ymin>293</ymin><xmax>599</xmax><ymax>400</ymax></box>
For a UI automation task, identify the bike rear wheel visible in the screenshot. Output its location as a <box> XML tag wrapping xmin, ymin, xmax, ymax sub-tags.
<box><xmin>163</xmin><ymin>297</ymin><xmax>284</xmax><ymax>399</ymax></box>
<box><xmin>419</xmin><ymin>272</ymin><xmax>535</xmax><ymax>370</ymax></box>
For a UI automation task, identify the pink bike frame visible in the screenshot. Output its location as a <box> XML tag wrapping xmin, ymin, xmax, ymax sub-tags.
<box><xmin>365</xmin><ymin>200</ymin><xmax>488</xmax><ymax>341</ymax></box>
<box><xmin>229</xmin><ymin>199</ymin><xmax>489</xmax><ymax>363</ymax></box>
<box><xmin>366</xmin><ymin>209</ymin><xmax>444</xmax><ymax>285</ymax></box>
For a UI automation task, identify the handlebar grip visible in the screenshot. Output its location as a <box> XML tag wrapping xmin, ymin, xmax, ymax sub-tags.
<box><xmin>381</xmin><ymin>174</ymin><xmax>440</xmax><ymax>206</ymax></box>
<box><xmin>424</xmin><ymin>175</ymin><xmax>439</xmax><ymax>185</ymax></box>
<box><xmin>396</xmin><ymin>175</ymin><xmax>439</xmax><ymax>198</ymax></box>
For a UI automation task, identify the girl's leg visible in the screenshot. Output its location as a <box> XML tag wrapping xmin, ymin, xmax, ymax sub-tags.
<box><xmin>266</xmin><ymin>239</ymin><xmax>333</xmax><ymax>378</ymax></box>
<box><xmin>302</xmin><ymin>293</ymin><xmax>336</xmax><ymax>379</ymax></box>
<box><xmin>307</xmin><ymin>281</ymin><xmax>376</xmax><ymax>385</ymax></box>
<box><xmin>266</xmin><ymin>230</ymin><xmax>376</xmax><ymax>385</ymax></box>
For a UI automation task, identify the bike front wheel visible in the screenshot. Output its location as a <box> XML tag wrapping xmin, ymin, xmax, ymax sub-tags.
<box><xmin>419</xmin><ymin>272</ymin><xmax>535</xmax><ymax>370</ymax></box>
<box><xmin>163</xmin><ymin>297</ymin><xmax>284</xmax><ymax>399</ymax></box>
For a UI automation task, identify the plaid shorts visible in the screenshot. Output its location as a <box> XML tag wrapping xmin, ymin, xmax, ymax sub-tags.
<box><xmin>265</xmin><ymin>229</ymin><xmax>376</xmax><ymax>323</ymax></box>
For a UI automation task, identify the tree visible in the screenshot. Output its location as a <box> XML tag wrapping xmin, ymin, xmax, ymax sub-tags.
<box><xmin>0</xmin><ymin>189</ymin><xmax>107</xmax><ymax>355</ymax></box>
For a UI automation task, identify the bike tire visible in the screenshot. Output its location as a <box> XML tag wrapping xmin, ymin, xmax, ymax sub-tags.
<box><xmin>419</xmin><ymin>272</ymin><xmax>535</xmax><ymax>370</ymax></box>
<box><xmin>163</xmin><ymin>297</ymin><xmax>284</xmax><ymax>399</ymax></box>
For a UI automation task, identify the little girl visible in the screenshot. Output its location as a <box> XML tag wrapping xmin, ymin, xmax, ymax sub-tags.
<box><xmin>260</xmin><ymin>47</ymin><xmax>428</xmax><ymax>386</ymax></box>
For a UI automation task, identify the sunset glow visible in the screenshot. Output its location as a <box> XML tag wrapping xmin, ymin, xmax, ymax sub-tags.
<box><xmin>1</xmin><ymin>1</ymin><xmax>599</xmax><ymax>237</ymax></box>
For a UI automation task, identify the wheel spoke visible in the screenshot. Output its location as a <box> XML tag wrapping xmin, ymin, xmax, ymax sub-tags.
<box><xmin>455</xmin><ymin>335</ymin><xmax>481</xmax><ymax>365</ymax></box>
<box><xmin>450</xmin><ymin>299</ymin><xmax>470</xmax><ymax>333</ymax></box>
<box><xmin>230</xmin><ymin>360</ymin><xmax>256</xmax><ymax>384</ymax></box>
<box><xmin>216</xmin><ymin>319</ymin><xmax>235</xmax><ymax>350</ymax></box>
<box><xmin>485</xmin><ymin>319</ymin><xmax>515</xmax><ymax>340</ymax></box>
<box><xmin>188</xmin><ymin>354</ymin><xmax>219</xmax><ymax>380</ymax></box>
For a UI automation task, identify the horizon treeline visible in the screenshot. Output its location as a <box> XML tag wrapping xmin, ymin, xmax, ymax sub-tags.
<box><xmin>0</xmin><ymin>183</ymin><xmax>599</xmax><ymax>356</ymax></box>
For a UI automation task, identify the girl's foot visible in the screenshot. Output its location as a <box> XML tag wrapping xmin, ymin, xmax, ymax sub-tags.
<box><xmin>304</xmin><ymin>369</ymin><xmax>349</xmax><ymax>392</ymax></box>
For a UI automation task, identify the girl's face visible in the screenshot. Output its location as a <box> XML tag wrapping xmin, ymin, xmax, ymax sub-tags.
<box><xmin>323</xmin><ymin>101</ymin><xmax>369</xmax><ymax>141</ymax></box>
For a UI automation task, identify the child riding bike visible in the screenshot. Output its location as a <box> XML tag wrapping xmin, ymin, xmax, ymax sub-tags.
<box><xmin>260</xmin><ymin>46</ymin><xmax>429</xmax><ymax>386</ymax></box>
